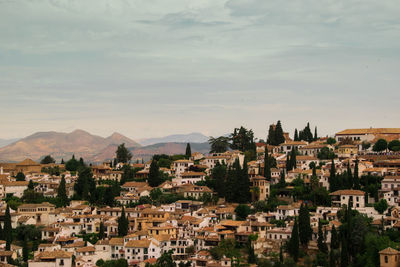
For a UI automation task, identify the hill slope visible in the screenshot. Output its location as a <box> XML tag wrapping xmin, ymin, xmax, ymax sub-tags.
<box><xmin>138</xmin><ymin>132</ymin><xmax>209</xmax><ymax>146</ymax></box>
<box><xmin>0</xmin><ymin>130</ymin><xmax>140</xmax><ymax>162</ymax></box>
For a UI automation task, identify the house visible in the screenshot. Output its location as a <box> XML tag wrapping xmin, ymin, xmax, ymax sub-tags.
<box><xmin>379</xmin><ymin>247</ymin><xmax>400</xmax><ymax>267</ymax></box>
<box><xmin>330</xmin><ymin>190</ymin><xmax>365</xmax><ymax>208</ymax></box>
<box><xmin>173</xmin><ymin>160</ymin><xmax>194</xmax><ymax>178</ymax></box>
<box><xmin>17</xmin><ymin>202</ymin><xmax>56</xmax><ymax>226</ymax></box>
<box><xmin>174</xmin><ymin>171</ymin><xmax>206</xmax><ymax>185</ymax></box>
<box><xmin>337</xmin><ymin>144</ymin><xmax>358</xmax><ymax>158</ymax></box>
<box><xmin>250</xmin><ymin>176</ymin><xmax>270</xmax><ymax>201</ymax></box>
<box><xmin>29</xmin><ymin>250</ymin><xmax>73</xmax><ymax>267</ymax></box>
<box><xmin>335</xmin><ymin>128</ymin><xmax>400</xmax><ymax>143</ymax></box>
<box><xmin>279</xmin><ymin>141</ymin><xmax>308</xmax><ymax>154</ymax></box>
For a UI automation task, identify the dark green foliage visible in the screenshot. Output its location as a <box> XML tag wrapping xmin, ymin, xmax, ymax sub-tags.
<box><xmin>4</xmin><ymin>205</ymin><xmax>12</xmax><ymax>250</ymax></box>
<box><xmin>317</xmin><ymin>220</ymin><xmax>327</xmax><ymax>253</ymax></box>
<box><xmin>287</xmin><ymin>217</ymin><xmax>299</xmax><ymax>262</ymax></box>
<box><xmin>328</xmin><ymin>159</ymin><xmax>336</xmax><ymax>192</ymax></box>
<box><xmin>118</xmin><ymin>207</ymin><xmax>129</xmax><ymax>236</ymax></box>
<box><xmin>388</xmin><ymin>140</ymin><xmax>400</xmax><ymax>151</ymax></box>
<box><xmin>40</xmin><ymin>155</ymin><xmax>55</xmax><ymax>164</ymax></box>
<box><xmin>148</xmin><ymin>159</ymin><xmax>163</xmax><ymax>187</ymax></box>
<box><xmin>267</xmin><ymin>124</ymin><xmax>276</xmax><ymax>145</ymax></box>
<box><xmin>22</xmin><ymin>237</ymin><xmax>28</xmax><ymax>262</ymax></box>
<box><xmin>230</xmin><ymin>127</ymin><xmax>256</xmax><ymax>160</ymax></box>
<box><xmin>74</xmin><ymin>167</ymin><xmax>96</xmax><ymax>200</ymax></box>
<box><xmin>210</xmin><ymin>239</ymin><xmax>240</xmax><ymax>260</ymax></box>
<box><xmin>298</xmin><ymin>204</ymin><xmax>312</xmax><ymax>246</ymax></box>
<box><xmin>278</xmin><ymin>171</ymin><xmax>286</xmax><ymax>188</ymax></box>
<box><xmin>57</xmin><ymin>176</ymin><xmax>69</xmax><ymax>207</ymax></box>
<box><xmin>225</xmin><ymin>159</ymin><xmax>250</xmax><ymax>203</ymax></box>
<box><xmin>294</xmin><ymin>129</ymin><xmax>299</xmax><ymax>141</ymax></box>
<box><xmin>209</xmin><ymin>136</ymin><xmax>230</xmax><ymax>153</ymax></box>
<box><xmin>235</xmin><ymin>204</ymin><xmax>251</xmax><ymax>220</ymax></box>
<box><xmin>264</xmin><ymin>148</ymin><xmax>271</xmax><ymax>179</ymax></box>
<box><xmin>116</xmin><ymin>143</ymin><xmax>132</xmax><ymax>163</ymax></box>
<box><xmin>326</xmin><ymin>137</ymin><xmax>336</xmax><ymax>145</ymax></box>
<box><xmin>373</xmin><ymin>139</ymin><xmax>387</xmax><ymax>152</ymax></box>
<box><xmin>28</xmin><ymin>180</ymin><xmax>34</xmax><ymax>190</ymax></box>
<box><xmin>98</xmin><ymin>222</ymin><xmax>105</xmax><ymax>240</ymax></box>
<box><xmin>97</xmin><ymin>259</ymin><xmax>128</xmax><ymax>267</ymax></box>
<box><xmin>15</xmin><ymin>172</ymin><xmax>25</xmax><ymax>181</ymax></box>
<box><xmin>267</xmin><ymin>121</ymin><xmax>285</xmax><ymax>146</ymax></box>
<box><xmin>298</xmin><ymin>122</ymin><xmax>314</xmax><ymax>143</ymax></box>
<box><xmin>65</xmin><ymin>155</ymin><xmax>81</xmax><ymax>172</ymax></box>
<box><xmin>185</xmin><ymin>143</ymin><xmax>191</xmax><ymax>159</ymax></box>
<box><xmin>41</xmin><ymin>165</ymin><xmax>62</xmax><ymax>176</ymax></box>
<box><xmin>212</xmin><ymin>161</ymin><xmax>227</xmax><ymax>198</ymax></box>
<box><xmin>247</xmin><ymin>239</ymin><xmax>257</xmax><ymax>264</ymax></box>
<box><xmin>353</xmin><ymin>160</ymin><xmax>360</xmax><ymax>190</ymax></box>
<box><xmin>314</xmin><ymin>126</ymin><xmax>318</xmax><ymax>140</ymax></box>
<box><xmin>317</xmin><ymin>146</ymin><xmax>336</xmax><ymax>160</ymax></box>
<box><xmin>155</xmin><ymin>251</ymin><xmax>175</xmax><ymax>267</ymax></box>
<box><xmin>374</xmin><ymin>199</ymin><xmax>388</xmax><ymax>214</ymax></box>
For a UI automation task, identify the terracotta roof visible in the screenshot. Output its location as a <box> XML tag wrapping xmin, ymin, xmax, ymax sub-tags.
<box><xmin>36</xmin><ymin>250</ymin><xmax>73</xmax><ymax>259</ymax></box>
<box><xmin>109</xmin><ymin>237</ymin><xmax>124</xmax><ymax>245</ymax></box>
<box><xmin>125</xmin><ymin>239</ymin><xmax>151</xmax><ymax>248</ymax></box>
<box><xmin>380</xmin><ymin>247</ymin><xmax>400</xmax><ymax>255</ymax></box>
<box><xmin>336</xmin><ymin>128</ymin><xmax>400</xmax><ymax>135</ymax></box>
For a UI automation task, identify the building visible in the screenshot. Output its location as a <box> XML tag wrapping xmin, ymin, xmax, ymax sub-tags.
<box><xmin>250</xmin><ymin>176</ymin><xmax>270</xmax><ymax>201</ymax></box>
<box><xmin>379</xmin><ymin>247</ymin><xmax>400</xmax><ymax>267</ymax></box>
<box><xmin>330</xmin><ymin>190</ymin><xmax>365</xmax><ymax>208</ymax></box>
<box><xmin>335</xmin><ymin>128</ymin><xmax>400</xmax><ymax>143</ymax></box>
<box><xmin>29</xmin><ymin>250</ymin><xmax>73</xmax><ymax>267</ymax></box>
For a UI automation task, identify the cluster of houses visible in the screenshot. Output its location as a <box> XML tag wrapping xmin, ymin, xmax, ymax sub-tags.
<box><xmin>0</xmin><ymin>128</ymin><xmax>399</xmax><ymax>267</ymax></box>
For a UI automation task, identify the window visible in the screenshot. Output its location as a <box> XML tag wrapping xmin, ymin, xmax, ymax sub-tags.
<box><xmin>60</xmin><ymin>259</ymin><xmax>64</xmax><ymax>266</ymax></box>
<box><xmin>385</xmin><ymin>256</ymin><xmax>388</xmax><ymax>263</ymax></box>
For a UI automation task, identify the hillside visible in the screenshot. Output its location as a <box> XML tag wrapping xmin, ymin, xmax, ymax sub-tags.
<box><xmin>0</xmin><ymin>130</ymin><xmax>141</xmax><ymax>162</ymax></box>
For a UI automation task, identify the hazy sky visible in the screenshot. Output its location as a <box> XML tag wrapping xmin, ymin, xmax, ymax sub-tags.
<box><xmin>1</xmin><ymin>0</ymin><xmax>399</xmax><ymax>140</ymax></box>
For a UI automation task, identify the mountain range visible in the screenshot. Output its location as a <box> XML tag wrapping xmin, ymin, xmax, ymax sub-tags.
<box><xmin>137</xmin><ymin>132</ymin><xmax>209</xmax><ymax>146</ymax></box>
<box><xmin>0</xmin><ymin>130</ymin><xmax>210</xmax><ymax>163</ymax></box>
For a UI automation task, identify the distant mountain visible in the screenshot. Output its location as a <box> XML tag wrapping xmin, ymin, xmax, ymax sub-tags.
<box><xmin>0</xmin><ymin>138</ymin><xmax>19</xmax><ymax>148</ymax></box>
<box><xmin>0</xmin><ymin>130</ymin><xmax>141</xmax><ymax>162</ymax></box>
<box><xmin>138</xmin><ymin>132</ymin><xmax>209</xmax><ymax>146</ymax></box>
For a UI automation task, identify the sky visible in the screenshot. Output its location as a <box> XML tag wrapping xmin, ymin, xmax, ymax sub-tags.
<box><xmin>0</xmin><ymin>0</ymin><xmax>399</xmax><ymax>140</ymax></box>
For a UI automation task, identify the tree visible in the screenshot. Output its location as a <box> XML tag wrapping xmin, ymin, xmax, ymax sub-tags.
<box><xmin>328</xmin><ymin>159</ymin><xmax>336</xmax><ymax>192</ymax></box>
<box><xmin>212</xmin><ymin>162</ymin><xmax>227</xmax><ymax>198</ymax></box>
<box><xmin>116</xmin><ymin>143</ymin><xmax>132</xmax><ymax>163</ymax></box>
<box><xmin>314</xmin><ymin>126</ymin><xmax>318</xmax><ymax>141</ymax></box>
<box><xmin>317</xmin><ymin>147</ymin><xmax>336</xmax><ymax>160</ymax></box>
<box><xmin>388</xmin><ymin>140</ymin><xmax>400</xmax><ymax>151</ymax></box>
<box><xmin>374</xmin><ymin>199</ymin><xmax>388</xmax><ymax>214</ymax></box>
<box><xmin>294</xmin><ymin>129</ymin><xmax>299</xmax><ymax>141</ymax></box>
<box><xmin>327</xmin><ymin>137</ymin><xmax>336</xmax><ymax>145</ymax></box>
<box><xmin>61</xmin><ymin>158</ymin><xmax>65</xmax><ymax>164</ymax></box>
<box><xmin>274</xmin><ymin>121</ymin><xmax>285</xmax><ymax>145</ymax></box>
<box><xmin>40</xmin><ymin>155</ymin><xmax>55</xmax><ymax>164</ymax></box>
<box><xmin>298</xmin><ymin>204</ymin><xmax>312</xmax><ymax>246</ymax></box>
<box><xmin>23</xmin><ymin>236</ymin><xmax>29</xmax><ymax>262</ymax></box>
<box><xmin>317</xmin><ymin>219</ymin><xmax>327</xmax><ymax>253</ymax></box>
<box><xmin>353</xmin><ymin>159</ymin><xmax>360</xmax><ymax>190</ymax></box>
<box><xmin>278</xmin><ymin>171</ymin><xmax>286</xmax><ymax>188</ymax></box>
<box><xmin>15</xmin><ymin>171</ymin><xmax>25</xmax><ymax>181</ymax></box>
<box><xmin>98</xmin><ymin>222</ymin><xmax>105</xmax><ymax>240</ymax></box>
<box><xmin>4</xmin><ymin>205</ymin><xmax>12</xmax><ymax>250</ymax></box>
<box><xmin>267</xmin><ymin>124</ymin><xmax>276</xmax><ymax>145</ymax></box>
<box><xmin>373</xmin><ymin>139</ymin><xmax>388</xmax><ymax>152</ymax></box>
<box><xmin>264</xmin><ymin>148</ymin><xmax>271</xmax><ymax>179</ymax></box>
<box><xmin>209</xmin><ymin>136</ymin><xmax>230</xmax><ymax>153</ymax></box>
<box><xmin>155</xmin><ymin>251</ymin><xmax>176</xmax><ymax>267</ymax></box>
<box><xmin>65</xmin><ymin>155</ymin><xmax>79</xmax><ymax>172</ymax></box>
<box><xmin>118</xmin><ymin>207</ymin><xmax>129</xmax><ymax>236</ymax></box>
<box><xmin>74</xmin><ymin>167</ymin><xmax>96</xmax><ymax>200</ymax></box>
<box><xmin>185</xmin><ymin>143</ymin><xmax>192</xmax><ymax>159</ymax></box>
<box><xmin>230</xmin><ymin>126</ymin><xmax>256</xmax><ymax>153</ymax></box>
<box><xmin>288</xmin><ymin>217</ymin><xmax>299</xmax><ymax>262</ymax></box>
<box><xmin>148</xmin><ymin>159</ymin><xmax>162</xmax><ymax>187</ymax></box>
<box><xmin>57</xmin><ymin>176</ymin><xmax>68</xmax><ymax>207</ymax></box>
<box><xmin>28</xmin><ymin>180</ymin><xmax>34</xmax><ymax>190</ymax></box>
<box><xmin>235</xmin><ymin>204</ymin><xmax>251</xmax><ymax>221</ymax></box>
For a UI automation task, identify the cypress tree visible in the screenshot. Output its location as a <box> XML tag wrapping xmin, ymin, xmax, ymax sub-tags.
<box><xmin>61</xmin><ymin>158</ymin><xmax>64</xmax><ymax>164</ymax></box>
<box><xmin>347</xmin><ymin>164</ymin><xmax>353</xmax><ymax>189</ymax></box>
<box><xmin>98</xmin><ymin>222</ymin><xmax>105</xmax><ymax>240</ymax></box>
<box><xmin>299</xmin><ymin>204</ymin><xmax>312</xmax><ymax>246</ymax></box>
<box><xmin>148</xmin><ymin>159</ymin><xmax>161</xmax><ymax>187</ymax></box>
<box><xmin>118</xmin><ymin>207</ymin><xmax>129</xmax><ymax>236</ymax></box>
<box><xmin>288</xmin><ymin>217</ymin><xmax>299</xmax><ymax>262</ymax></box>
<box><xmin>314</xmin><ymin>126</ymin><xmax>318</xmax><ymax>141</ymax></box>
<box><xmin>317</xmin><ymin>219</ymin><xmax>327</xmax><ymax>253</ymax></box>
<box><xmin>264</xmin><ymin>147</ymin><xmax>271</xmax><ymax>179</ymax></box>
<box><xmin>185</xmin><ymin>143</ymin><xmax>192</xmax><ymax>159</ymax></box>
<box><xmin>4</xmin><ymin>205</ymin><xmax>12</xmax><ymax>250</ymax></box>
<box><xmin>329</xmin><ymin>159</ymin><xmax>336</xmax><ymax>192</ymax></box>
<box><xmin>286</xmin><ymin>153</ymin><xmax>290</xmax><ymax>172</ymax></box>
<box><xmin>240</xmin><ymin>158</ymin><xmax>251</xmax><ymax>203</ymax></box>
<box><xmin>23</xmin><ymin>236</ymin><xmax>28</xmax><ymax>262</ymax></box>
<box><xmin>274</xmin><ymin>120</ymin><xmax>285</xmax><ymax>145</ymax></box>
<box><xmin>340</xmin><ymin>235</ymin><xmax>349</xmax><ymax>267</ymax></box>
<box><xmin>212</xmin><ymin>161</ymin><xmax>227</xmax><ymax>198</ymax></box>
<box><xmin>28</xmin><ymin>180</ymin><xmax>34</xmax><ymax>190</ymax></box>
<box><xmin>290</xmin><ymin>148</ymin><xmax>297</xmax><ymax>170</ymax></box>
<box><xmin>294</xmin><ymin>129</ymin><xmax>299</xmax><ymax>141</ymax></box>
<box><xmin>57</xmin><ymin>176</ymin><xmax>68</xmax><ymax>207</ymax></box>
<box><xmin>278</xmin><ymin>171</ymin><xmax>286</xmax><ymax>188</ymax></box>
<box><xmin>0</xmin><ymin>222</ymin><xmax>3</xmax><ymax>240</ymax></box>
<box><xmin>267</xmin><ymin>125</ymin><xmax>276</xmax><ymax>145</ymax></box>
<box><xmin>353</xmin><ymin>159</ymin><xmax>360</xmax><ymax>189</ymax></box>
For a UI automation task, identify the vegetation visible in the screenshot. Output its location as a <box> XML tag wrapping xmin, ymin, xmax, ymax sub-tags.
<box><xmin>40</xmin><ymin>155</ymin><xmax>55</xmax><ymax>164</ymax></box>
<box><xmin>116</xmin><ymin>143</ymin><xmax>132</xmax><ymax>163</ymax></box>
<box><xmin>373</xmin><ymin>139</ymin><xmax>388</xmax><ymax>152</ymax></box>
<box><xmin>267</xmin><ymin>120</ymin><xmax>285</xmax><ymax>146</ymax></box>
<box><xmin>208</xmin><ymin>136</ymin><xmax>230</xmax><ymax>153</ymax></box>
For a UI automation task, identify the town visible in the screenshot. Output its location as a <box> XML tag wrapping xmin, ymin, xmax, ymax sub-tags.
<box><xmin>0</xmin><ymin>123</ymin><xmax>399</xmax><ymax>267</ymax></box>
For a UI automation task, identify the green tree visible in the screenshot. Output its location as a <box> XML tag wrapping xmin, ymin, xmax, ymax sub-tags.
<box><xmin>28</xmin><ymin>180</ymin><xmax>34</xmax><ymax>190</ymax></box>
<box><xmin>373</xmin><ymin>139</ymin><xmax>388</xmax><ymax>152</ymax></box>
<box><xmin>317</xmin><ymin>219</ymin><xmax>328</xmax><ymax>253</ymax></box>
<box><xmin>40</xmin><ymin>155</ymin><xmax>55</xmax><ymax>164</ymax></box>
<box><xmin>212</xmin><ymin>162</ymin><xmax>227</xmax><ymax>198</ymax></box>
<box><xmin>98</xmin><ymin>222</ymin><xmax>105</xmax><ymax>240</ymax></box>
<box><xmin>278</xmin><ymin>171</ymin><xmax>286</xmax><ymax>188</ymax></box>
<box><xmin>74</xmin><ymin>167</ymin><xmax>96</xmax><ymax>200</ymax></box>
<box><xmin>65</xmin><ymin>155</ymin><xmax>79</xmax><ymax>172</ymax></box>
<box><xmin>23</xmin><ymin>236</ymin><xmax>29</xmax><ymax>262</ymax></box>
<box><xmin>148</xmin><ymin>159</ymin><xmax>162</xmax><ymax>187</ymax></box>
<box><xmin>118</xmin><ymin>207</ymin><xmax>129</xmax><ymax>236</ymax></box>
<box><xmin>264</xmin><ymin>148</ymin><xmax>271</xmax><ymax>179</ymax></box>
<box><xmin>155</xmin><ymin>251</ymin><xmax>175</xmax><ymax>267</ymax></box>
<box><xmin>274</xmin><ymin>121</ymin><xmax>285</xmax><ymax>145</ymax></box>
<box><xmin>353</xmin><ymin>159</ymin><xmax>360</xmax><ymax>190</ymax></box>
<box><xmin>15</xmin><ymin>172</ymin><xmax>25</xmax><ymax>181</ymax></box>
<box><xmin>185</xmin><ymin>143</ymin><xmax>192</xmax><ymax>159</ymax></box>
<box><xmin>298</xmin><ymin>204</ymin><xmax>312</xmax><ymax>246</ymax></box>
<box><xmin>209</xmin><ymin>136</ymin><xmax>230</xmax><ymax>153</ymax></box>
<box><xmin>116</xmin><ymin>143</ymin><xmax>132</xmax><ymax>163</ymax></box>
<box><xmin>57</xmin><ymin>176</ymin><xmax>69</xmax><ymax>207</ymax></box>
<box><xmin>4</xmin><ymin>205</ymin><xmax>12</xmax><ymax>250</ymax></box>
<box><xmin>288</xmin><ymin>217</ymin><xmax>299</xmax><ymax>262</ymax></box>
<box><xmin>235</xmin><ymin>204</ymin><xmax>251</xmax><ymax>221</ymax></box>
<box><xmin>267</xmin><ymin>124</ymin><xmax>276</xmax><ymax>145</ymax></box>
<box><xmin>374</xmin><ymin>199</ymin><xmax>388</xmax><ymax>214</ymax></box>
<box><xmin>294</xmin><ymin>129</ymin><xmax>299</xmax><ymax>141</ymax></box>
<box><xmin>388</xmin><ymin>140</ymin><xmax>400</xmax><ymax>151</ymax></box>
<box><xmin>317</xmin><ymin>147</ymin><xmax>336</xmax><ymax>160</ymax></box>
<box><xmin>314</xmin><ymin>126</ymin><xmax>318</xmax><ymax>140</ymax></box>
<box><xmin>326</xmin><ymin>137</ymin><xmax>336</xmax><ymax>145</ymax></box>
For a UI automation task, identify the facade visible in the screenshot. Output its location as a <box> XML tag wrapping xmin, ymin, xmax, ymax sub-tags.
<box><xmin>330</xmin><ymin>190</ymin><xmax>365</xmax><ymax>208</ymax></box>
